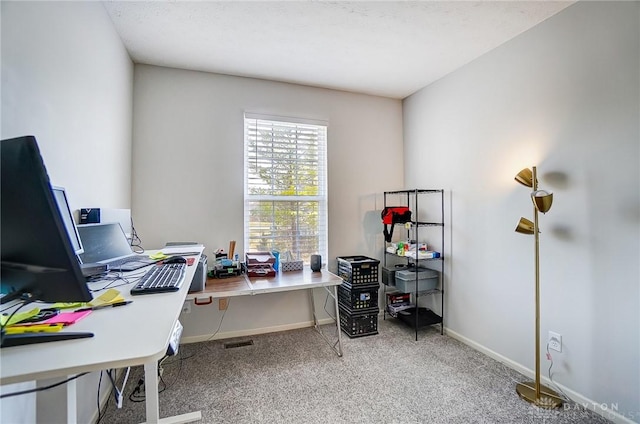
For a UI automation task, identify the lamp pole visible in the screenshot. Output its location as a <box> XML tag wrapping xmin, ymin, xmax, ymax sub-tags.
<box><xmin>532</xmin><ymin>166</ymin><xmax>541</xmax><ymax>400</ymax></box>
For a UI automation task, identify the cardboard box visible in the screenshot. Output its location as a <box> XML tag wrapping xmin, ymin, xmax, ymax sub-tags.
<box><xmin>386</xmin><ymin>292</ymin><xmax>411</xmax><ymax>305</ymax></box>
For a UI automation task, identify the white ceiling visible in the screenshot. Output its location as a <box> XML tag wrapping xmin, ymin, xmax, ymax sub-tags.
<box><xmin>102</xmin><ymin>1</ymin><xmax>574</xmax><ymax>99</ymax></box>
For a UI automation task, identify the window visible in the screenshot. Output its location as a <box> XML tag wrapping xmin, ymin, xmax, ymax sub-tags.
<box><xmin>244</xmin><ymin>114</ymin><xmax>327</xmax><ymax>264</ymax></box>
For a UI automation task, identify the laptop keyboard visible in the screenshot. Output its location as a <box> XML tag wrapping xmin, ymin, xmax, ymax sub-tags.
<box><xmin>130</xmin><ymin>263</ymin><xmax>186</xmax><ymax>295</ymax></box>
<box><xmin>108</xmin><ymin>256</ymin><xmax>147</xmax><ymax>267</ymax></box>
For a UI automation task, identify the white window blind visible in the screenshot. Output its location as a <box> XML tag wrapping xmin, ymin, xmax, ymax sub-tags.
<box><xmin>244</xmin><ymin>114</ymin><xmax>328</xmax><ymax>264</ymax></box>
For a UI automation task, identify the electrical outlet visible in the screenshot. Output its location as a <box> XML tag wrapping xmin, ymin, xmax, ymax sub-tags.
<box><xmin>181</xmin><ymin>301</ymin><xmax>191</xmax><ymax>314</ymax></box>
<box><xmin>548</xmin><ymin>331</ymin><xmax>562</xmax><ymax>352</ymax></box>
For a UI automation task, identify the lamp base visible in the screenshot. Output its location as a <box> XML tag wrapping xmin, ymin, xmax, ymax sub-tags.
<box><xmin>516</xmin><ymin>381</ymin><xmax>564</xmax><ymax>409</ymax></box>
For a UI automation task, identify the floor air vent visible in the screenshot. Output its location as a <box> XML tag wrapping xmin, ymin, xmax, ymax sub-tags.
<box><xmin>224</xmin><ymin>340</ymin><xmax>254</xmax><ymax>349</ymax></box>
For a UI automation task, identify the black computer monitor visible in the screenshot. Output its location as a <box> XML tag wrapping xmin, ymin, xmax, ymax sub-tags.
<box><xmin>1</xmin><ymin>136</ymin><xmax>94</xmax><ymax>346</ymax></box>
<box><xmin>52</xmin><ymin>186</ymin><xmax>84</xmax><ymax>255</ymax></box>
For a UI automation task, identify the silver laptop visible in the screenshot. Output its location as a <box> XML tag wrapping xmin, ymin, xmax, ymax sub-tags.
<box><xmin>77</xmin><ymin>223</ymin><xmax>161</xmax><ymax>271</ymax></box>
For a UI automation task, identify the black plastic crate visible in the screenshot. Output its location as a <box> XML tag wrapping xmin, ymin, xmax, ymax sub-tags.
<box><xmin>337</xmin><ymin>256</ymin><xmax>380</xmax><ymax>285</ymax></box>
<box><xmin>338</xmin><ymin>282</ymin><xmax>379</xmax><ymax>311</ymax></box>
<box><xmin>339</xmin><ymin>305</ymin><xmax>378</xmax><ymax>338</ymax></box>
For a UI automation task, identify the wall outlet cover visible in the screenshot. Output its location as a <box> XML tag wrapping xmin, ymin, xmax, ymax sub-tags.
<box><xmin>548</xmin><ymin>331</ymin><xmax>562</xmax><ymax>352</ymax></box>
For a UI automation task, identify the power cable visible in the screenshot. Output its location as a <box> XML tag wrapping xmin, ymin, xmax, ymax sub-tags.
<box><xmin>0</xmin><ymin>373</ymin><xmax>89</xmax><ymax>399</ymax></box>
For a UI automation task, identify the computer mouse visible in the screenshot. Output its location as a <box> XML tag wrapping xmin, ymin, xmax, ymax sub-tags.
<box><xmin>163</xmin><ymin>256</ymin><xmax>186</xmax><ymax>264</ymax></box>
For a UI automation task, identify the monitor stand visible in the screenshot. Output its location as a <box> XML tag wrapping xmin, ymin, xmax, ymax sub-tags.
<box><xmin>1</xmin><ymin>331</ymin><xmax>94</xmax><ymax>348</ymax></box>
<box><xmin>0</xmin><ymin>290</ymin><xmax>25</xmax><ymax>305</ymax></box>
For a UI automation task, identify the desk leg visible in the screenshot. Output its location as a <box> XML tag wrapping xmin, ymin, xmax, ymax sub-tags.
<box><xmin>67</xmin><ymin>377</ymin><xmax>77</xmax><ymax>424</ymax></box>
<box><xmin>142</xmin><ymin>360</ymin><xmax>201</xmax><ymax>424</ymax></box>
<box><xmin>309</xmin><ymin>286</ymin><xmax>319</xmax><ymax>327</ymax></box>
<box><xmin>332</xmin><ymin>285</ymin><xmax>343</xmax><ymax>357</ymax></box>
<box><xmin>309</xmin><ymin>286</ymin><xmax>343</xmax><ymax>357</ymax></box>
<box><xmin>143</xmin><ymin>360</ymin><xmax>160</xmax><ymax>423</ymax></box>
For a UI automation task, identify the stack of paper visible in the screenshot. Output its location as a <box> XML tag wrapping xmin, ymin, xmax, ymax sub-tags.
<box><xmin>161</xmin><ymin>244</ymin><xmax>204</xmax><ymax>255</ymax></box>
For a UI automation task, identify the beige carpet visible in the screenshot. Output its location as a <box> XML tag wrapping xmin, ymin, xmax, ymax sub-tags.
<box><xmin>99</xmin><ymin>319</ymin><xmax>611</xmax><ymax>423</ymax></box>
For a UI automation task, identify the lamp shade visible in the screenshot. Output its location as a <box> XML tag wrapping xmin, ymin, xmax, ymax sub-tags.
<box><xmin>515</xmin><ymin>168</ymin><xmax>534</xmax><ymax>188</ymax></box>
<box><xmin>515</xmin><ymin>217</ymin><xmax>535</xmax><ymax>235</ymax></box>
<box><xmin>532</xmin><ymin>190</ymin><xmax>553</xmax><ymax>213</ymax></box>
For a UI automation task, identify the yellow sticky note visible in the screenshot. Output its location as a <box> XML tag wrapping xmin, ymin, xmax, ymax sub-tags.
<box><xmin>89</xmin><ymin>288</ymin><xmax>124</xmax><ymax>307</ymax></box>
<box><xmin>149</xmin><ymin>252</ymin><xmax>169</xmax><ymax>260</ymax></box>
<box><xmin>0</xmin><ymin>308</ymin><xmax>40</xmax><ymax>326</ymax></box>
<box><xmin>5</xmin><ymin>323</ymin><xmax>64</xmax><ymax>334</ymax></box>
<box><xmin>51</xmin><ymin>302</ymin><xmax>84</xmax><ymax>310</ymax></box>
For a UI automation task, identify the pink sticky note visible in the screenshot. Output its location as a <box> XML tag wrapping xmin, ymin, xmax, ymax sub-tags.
<box><xmin>41</xmin><ymin>310</ymin><xmax>92</xmax><ymax>326</ymax></box>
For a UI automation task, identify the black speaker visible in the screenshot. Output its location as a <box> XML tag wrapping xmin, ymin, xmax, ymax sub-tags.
<box><xmin>310</xmin><ymin>254</ymin><xmax>322</xmax><ymax>272</ymax></box>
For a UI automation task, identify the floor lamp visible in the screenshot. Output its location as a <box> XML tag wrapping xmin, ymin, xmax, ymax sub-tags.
<box><xmin>514</xmin><ymin>166</ymin><xmax>564</xmax><ymax>409</ymax></box>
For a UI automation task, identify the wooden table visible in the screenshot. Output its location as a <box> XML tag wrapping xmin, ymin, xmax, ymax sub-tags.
<box><xmin>185</xmin><ymin>268</ymin><xmax>344</xmax><ymax>356</ymax></box>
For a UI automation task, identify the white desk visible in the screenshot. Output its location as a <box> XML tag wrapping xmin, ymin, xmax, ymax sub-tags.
<box><xmin>0</xmin><ymin>248</ymin><xmax>204</xmax><ymax>424</ymax></box>
<box><xmin>186</xmin><ymin>268</ymin><xmax>344</xmax><ymax>356</ymax></box>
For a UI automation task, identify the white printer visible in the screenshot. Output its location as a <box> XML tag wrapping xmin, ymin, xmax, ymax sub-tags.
<box><xmin>189</xmin><ymin>254</ymin><xmax>207</xmax><ymax>293</ymax></box>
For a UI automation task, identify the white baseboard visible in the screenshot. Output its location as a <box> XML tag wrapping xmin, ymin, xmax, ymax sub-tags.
<box><xmin>445</xmin><ymin>328</ymin><xmax>637</xmax><ymax>424</ymax></box>
<box><xmin>181</xmin><ymin>317</ymin><xmax>336</xmax><ymax>344</ymax></box>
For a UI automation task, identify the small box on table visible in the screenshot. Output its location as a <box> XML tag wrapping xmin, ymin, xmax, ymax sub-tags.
<box><xmin>280</xmin><ymin>259</ymin><xmax>303</xmax><ymax>272</ymax></box>
<box><xmin>245</xmin><ymin>252</ymin><xmax>276</xmax><ymax>267</ymax></box>
<box><xmin>245</xmin><ymin>252</ymin><xmax>277</xmax><ymax>277</ymax></box>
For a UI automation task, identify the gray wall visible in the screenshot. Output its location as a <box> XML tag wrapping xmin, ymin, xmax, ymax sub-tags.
<box><xmin>4</xmin><ymin>0</ymin><xmax>637</xmax><ymax>422</ymax></box>
<box><xmin>1</xmin><ymin>1</ymin><xmax>134</xmax><ymax>210</ymax></box>
<box><xmin>1</xmin><ymin>1</ymin><xmax>133</xmax><ymax>423</ymax></box>
<box><xmin>402</xmin><ymin>2</ymin><xmax>639</xmax><ymax>421</ymax></box>
<box><xmin>131</xmin><ymin>65</ymin><xmax>403</xmax><ymax>339</ymax></box>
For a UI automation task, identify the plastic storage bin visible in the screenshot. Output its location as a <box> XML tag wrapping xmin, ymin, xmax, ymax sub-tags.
<box><xmin>338</xmin><ymin>282</ymin><xmax>379</xmax><ymax>312</ymax></box>
<box><xmin>337</xmin><ymin>256</ymin><xmax>380</xmax><ymax>286</ymax></box>
<box><xmin>395</xmin><ymin>268</ymin><xmax>439</xmax><ymax>293</ymax></box>
<box><xmin>381</xmin><ymin>263</ymin><xmax>412</xmax><ymax>286</ymax></box>
<box><xmin>339</xmin><ymin>304</ymin><xmax>378</xmax><ymax>338</ymax></box>
<box><xmin>396</xmin><ymin>307</ymin><xmax>442</xmax><ymax>328</ymax></box>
